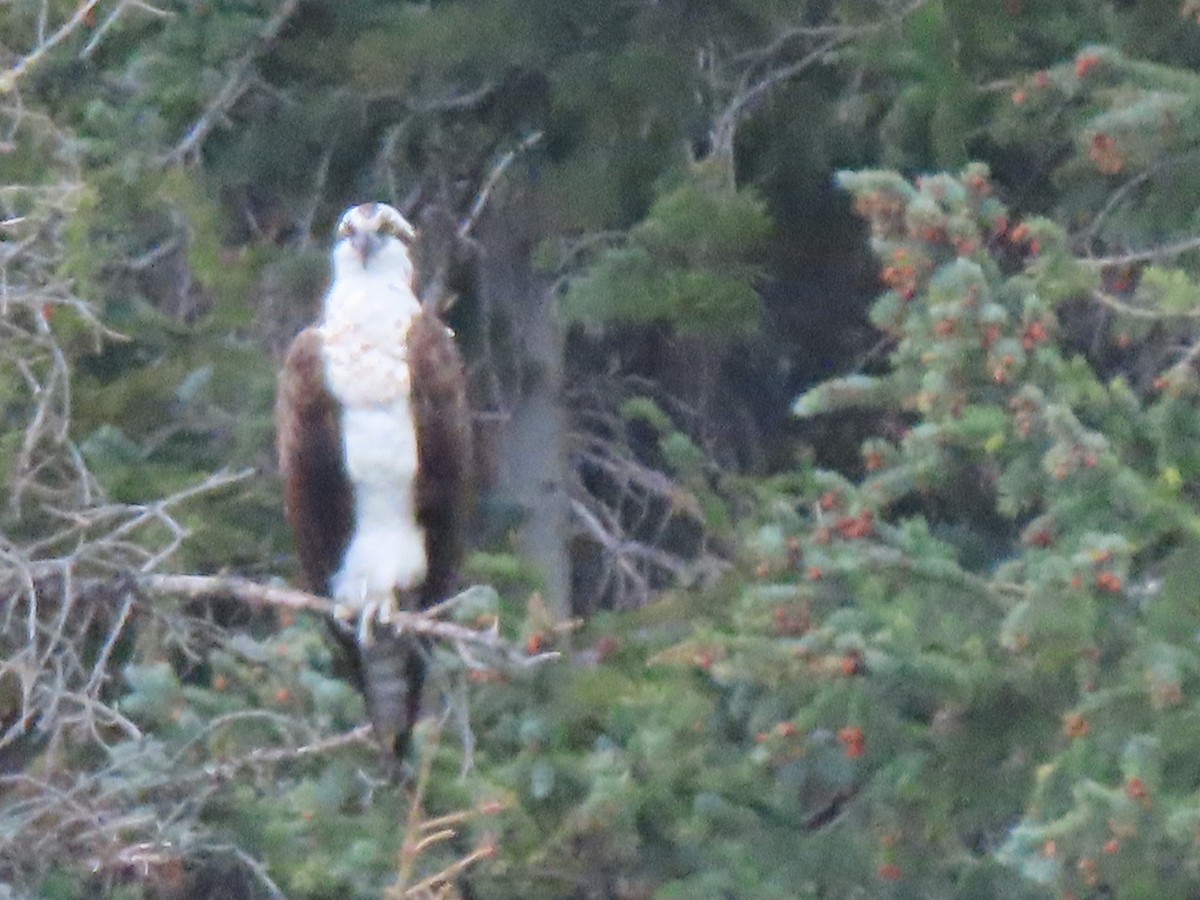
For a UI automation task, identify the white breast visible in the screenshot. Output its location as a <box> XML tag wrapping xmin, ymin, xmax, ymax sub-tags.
<box><xmin>321</xmin><ymin>269</ymin><xmax>420</xmax><ymax>408</ymax></box>
<box><xmin>319</xmin><ymin>269</ymin><xmax>427</xmax><ymax>607</ymax></box>
<box><xmin>331</xmin><ymin>402</ymin><xmax>427</xmax><ymax>603</ymax></box>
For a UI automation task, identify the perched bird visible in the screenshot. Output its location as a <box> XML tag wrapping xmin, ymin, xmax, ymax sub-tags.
<box><xmin>275</xmin><ymin>202</ymin><xmax>472</xmax><ymax>760</ymax></box>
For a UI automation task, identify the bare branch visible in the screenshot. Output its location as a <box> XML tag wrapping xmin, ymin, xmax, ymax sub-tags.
<box><xmin>297</xmin><ymin>144</ymin><xmax>335</xmax><ymax>248</ymax></box>
<box><xmin>164</xmin><ymin>0</ymin><xmax>301</xmax><ymax>165</ymax></box>
<box><xmin>1080</xmin><ymin>148</ymin><xmax>1200</xmax><ymax>253</ymax></box>
<box><xmin>1091</xmin><ymin>288</ymin><xmax>1200</xmax><ymax>321</ymax></box>
<box><xmin>82</xmin><ymin>1</ymin><xmax>176</xmax><ymax>60</ymax></box>
<box><xmin>0</xmin><ymin>723</ymin><xmax>376</xmax><ymax>887</ymax></box>
<box><xmin>710</xmin><ymin>33</ymin><xmax>844</xmax><ymax>165</ymax></box>
<box><xmin>388</xmin><ymin>723</ymin><xmax>500</xmax><ymax>898</ymax></box>
<box><xmin>0</xmin><ymin>0</ymin><xmax>103</xmax><ymax>93</ymax></box>
<box><xmin>706</xmin><ymin>0</ymin><xmax>929</xmax><ymax>167</ymax></box>
<box><xmin>139</xmin><ymin>574</ymin><xmax>560</xmax><ymax>670</ymax></box>
<box><xmin>201</xmin><ymin>845</ymin><xmax>288</xmax><ymax>900</ymax></box>
<box><xmin>187</xmin><ymin>724</ymin><xmax>374</xmax><ymax>783</ymax></box>
<box><xmin>457</xmin><ymin>131</ymin><xmax>544</xmax><ymax>239</ymax></box>
<box><xmin>1080</xmin><ymin>234</ymin><xmax>1200</xmax><ymax>269</ymax></box>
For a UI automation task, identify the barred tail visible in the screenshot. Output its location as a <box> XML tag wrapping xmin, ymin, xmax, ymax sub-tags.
<box><xmin>359</xmin><ymin>630</ymin><xmax>428</xmax><ymax>760</ymax></box>
<box><xmin>326</xmin><ymin>617</ymin><xmax>427</xmax><ymax>764</ymax></box>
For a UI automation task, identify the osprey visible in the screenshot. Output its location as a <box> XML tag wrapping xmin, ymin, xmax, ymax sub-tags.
<box><xmin>275</xmin><ymin>202</ymin><xmax>472</xmax><ymax>759</ymax></box>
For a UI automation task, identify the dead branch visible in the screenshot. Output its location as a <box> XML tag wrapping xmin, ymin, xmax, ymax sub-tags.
<box><xmin>0</xmin><ymin>723</ymin><xmax>374</xmax><ymax>889</ymax></box>
<box><xmin>200</xmin><ymin>845</ymin><xmax>288</xmax><ymax>900</ymax></box>
<box><xmin>139</xmin><ymin>574</ymin><xmax>560</xmax><ymax>671</ymax></box>
<box><xmin>457</xmin><ymin>131</ymin><xmax>544</xmax><ymax>239</ymax></box>
<box><xmin>0</xmin><ymin>465</ymin><xmax>255</xmax><ymax>765</ymax></box>
<box><xmin>709</xmin><ymin>32</ymin><xmax>845</xmax><ymax>167</ymax></box>
<box><xmin>1080</xmin><ymin>148</ymin><xmax>1200</xmax><ymax>254</ymax></box>
<box><xmin>1080</xmin><ymin>234</ymin><xmax>1200</xmax><ymax>269</ymax></box>
<box><xmin>388</xmin><ymin>723</ymin><xmax>500</xmax><ymax>899</ymax></box>
<box><xmin>565</xmin><ymin>372</ymin><xmax>734</xmax><ymax>611</ymax></box>
<box><xmin>0</xmin><ymin>0</ymin><xmax>103</xmax><ymax>93</ymax></box>
<box><xmin>705</xmin><ymin>0</ymin><xmax>929</xmax><ymax>168</ymax></box>
<box><xmin>184</xmin><ymin>723</ymin><xmax>374</xmax><ymax>785</ymax></box>
<box><xmin>82</xmin><ymin>1</ymin><xmax>176</xmax><ymax>60</ymax></box>
<box><xmin>164</xmin><ymin>0</ymin><xmax>302</xmax><ymax>165</ymax></box>
<box><xmin>1091</xmin><ymin>288</ymin><xmax>1200</xmax><ymax>320</ymax></box>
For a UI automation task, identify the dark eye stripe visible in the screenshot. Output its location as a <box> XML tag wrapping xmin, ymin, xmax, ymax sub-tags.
<box><xmin>334</xmin><ymin>207</ymin><xmax>413</xmax><ymax>243</ymax></box>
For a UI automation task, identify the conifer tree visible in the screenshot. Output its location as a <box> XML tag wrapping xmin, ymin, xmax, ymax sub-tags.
<box><xmin>12</xmin><ymin>1</ymin><xmax>1200</xmax><ymax>897</ymax></box>
<box><xmin>779</xmin><ymin>162</ymin><xmax>1200</xmax><ymax>896</ymax></box>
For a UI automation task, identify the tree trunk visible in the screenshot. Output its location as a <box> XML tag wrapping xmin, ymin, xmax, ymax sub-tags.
<box><xmin>477</xmin><ymin>203</ymin><xmax>572</xmax><ymax>617</ymax></box>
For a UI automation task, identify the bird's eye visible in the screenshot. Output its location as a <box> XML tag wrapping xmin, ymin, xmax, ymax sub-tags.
<box><xmin>378</xmin><ymin>216</ymin><xmax>415</xmax><ymax>245</ymax></box>
<box><xmin>338</xmin><ymin>220</ymin><xmax>357</xmax><ymax>239</ymax></box>
<box><xmin>379</xmin><ymin>218</ymin><xmax>409</xmax><ymax>241</ymax></box>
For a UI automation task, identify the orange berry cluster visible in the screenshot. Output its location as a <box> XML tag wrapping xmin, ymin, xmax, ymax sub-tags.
<box><xmin>1075</xmin><ymin>53</ymin><xmax>1102</xmax><ymax>79</ymax></box>
<box><xmin>1062</xmin><ymin>712</ymin><xmax>1091</xmax><ymax>739</ymax></box>
<box><xmin>840</xmin><ymin>649</ymin><xmax>867</xmax><ymax>677</ymax></box>
<box><xmin>880</xmin><ymin>247</ymin><xmax>926</xmax><ymax>300</ymax></box>
<box><xmin>1021</xmin><ymin>320</ymin><xmax>1050</xmax><ymax>351</ymax></box>
<box><xmin>834</xmin><ymin>510</ymin><xmax>875</xmax><ymax>540</ymax></box>
<box><xmin>877</xmin><ymin>863</ymin><xmax>903</xmax><ymax>881</ymax></box>
<box><xmin>1023</xmin><ymin>525</ymin><xmax>1056</xmax><ymax>548</ymax></box>
<box><xmin>772</xmin><ymin>603</ymin><xmax>810</xmax><ymax>637</ymax></box>
<box><xmin>1011</xmin><ymin>69</ymin><xmax>1052</xmax><ymax>106</ymax></box>
<box><xmin>1008</xmin><ymin>222</ymin><xmax>1041</xmax><ymax>256</ymax></box>
<box><xmin>1048</xmin><ymin>444</ymin><xmax>1101</xmax><ymax>481</ymax></box>
<box><xmin>1007</xmin><ymin>392</ymin><xmax>1041</xmax><ymax>440</ymax></box>
<box><xmin>1090</xmin><ymin>133</ymin><xmax>1125</xmax><ymax>175</ymax></box>
<box><xmin>755</xmin><ymin>720</ymin><xmax>800</xmax><ymax>744</ymax></box>
<box><xmin>852</xmin><ymin>191</ymin><xmax>908</xmax><ymax>238</ymax></box>
<box><xmin>838</xmin><ymin>725</ymin><xmax>866</xmax><ymax>758</ymax></box>
<box><xmin>1124</xmin><ymin>776</ymin><xmax>1149</xmax><ymax>806</ymax></box>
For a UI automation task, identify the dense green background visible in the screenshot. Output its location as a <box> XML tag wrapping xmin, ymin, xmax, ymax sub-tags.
<box><xmin>6</xmin><ymin>0</ymin><xmax>1200</xmax><ymax>897</ymax></box>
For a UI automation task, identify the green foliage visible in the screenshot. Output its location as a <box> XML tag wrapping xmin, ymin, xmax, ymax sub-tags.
<box><xmin>782</xmin><ymin>164</ymin><xmax>1200</xmax><ymax>896</ymax></box>
<box><xmin>15</xmin><ymin>0</ymin><xmax>1200</xmax><ymax>896</ymax></box>
<box><xmin>96</xmin><ymin>622</ymin><xmax>468</xmax><ymax>898</ymax></box>
<box><xmin>992</xmin><ymin>42</ymin><xmax>1200</xmax><ymax>248</ymax></box>
<box><xmin>464</xmin><ymin>551</ymin><xmax>545</xmax><ymax>596</ymax></box>
<box><xmin>561</xmin><ymin>174</ymin><xmax>772</xmax><ymax>335</ymax></box>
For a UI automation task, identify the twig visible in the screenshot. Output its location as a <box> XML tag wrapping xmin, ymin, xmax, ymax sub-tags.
<box><xmin>404</xmin><ymin>842</ymin><xmax>497</xmax><ymax>897</ymax></box>
<box><xmin>0</xmin><ymin>0</ymin><xmax>104</xmax><ymax>93</ymax></box>
<box><xmin>164</xmin><ymin>0</ymin><xmax>301</xmax><ymax>164</ymax></box>
<box><xmin>119</xmin><ymin>238</ymin><xmax>180</xmax><ymax>272</ymax></box>
<box><xmin>202</xmin><ymin>845</ymin><xmax>288</xmax><ymax>900</ymax></box>
<box><xmin>194</xmin><ymin>724</ymin><xmax>374</xmax><ymax>784</ymax></box>
<box><xmin>707</xmin><ymin>0</ymin><xmax>929</xmax><ymax>164</ymax></box>
<box><xmin>457</xmin><ymin>131</ymin><xmax>543</xmax><ymax>239</ymax></box>
<box><xmin>1080</xmin><ymin>234</ymin><xmax>1200</xmax><ymax>269</ymax></box>
<box><xmin>82</xmin><ymin>1</ymin><xmax>175</xmax><ymax>60</ymax></box>
<box><xmin>1091</xmin><ymin>288</ymin><xmax>1200</xmax><ymax>320</ymax></box>
<box><xmin>710</xmin><ymin>33</ymin><xmax>845</xmax><ymax>163</ymax></box>
<box><xmin>298</xmin><ymin>145</ymin><xmax>334</xmax><ymax>248</ymax></box>
<box><xmin>414</xmin><ymin>81</ymin><xmax>498</xmax><ymax>114</ymax></box>
<box><xmin>1080</xmin><ymin>148</ymin><xmax>1200</xmax><ymax>253</ymax></box>
<box><xmin>390</xmin><ymin>721</ymin><xmax>499</xmax><ymax>898</ymax></box>
<box><xmin>393</xmin><ymin>720</ymin><xmax>441</xmax><ymax>893</ymax></box>
<box><xmin>139</xmin><ymin>574</ymin><xmax>560</xmax><ymax>668</ymax></box>
<box><xmin>569</xmin><ymin>498</ymin><xmax>690</xmax><ymax>579</ymax></box>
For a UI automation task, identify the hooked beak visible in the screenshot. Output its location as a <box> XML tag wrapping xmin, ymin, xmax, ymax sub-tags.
<box><xmin>350</xmin><ymin>231</ymin><xmax>382</xmax><ymax>267</ymax></box>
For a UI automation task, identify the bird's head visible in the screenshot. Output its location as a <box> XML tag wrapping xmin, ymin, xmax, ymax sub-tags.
<box><xmin>332</xmin><ymin>202</ymin><xmax>417</xmax><ymax>275</ymax></box>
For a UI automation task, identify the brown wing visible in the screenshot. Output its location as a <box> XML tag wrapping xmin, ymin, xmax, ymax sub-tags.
<box><xmin>407</xmin><ymin>308</ymin><xmax>473</xmax><ymax>607</ymax></box>
<box><xmin>275</xmin><ymin>327</ymin><xmax>353</xmax><ymax>597</ymax></box>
